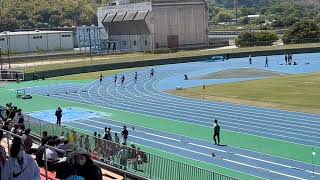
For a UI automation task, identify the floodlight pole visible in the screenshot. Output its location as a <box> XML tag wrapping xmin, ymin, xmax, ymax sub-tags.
<box><xmin>88</xmin><ymin>28</ymin><xmax>92</xmax><ymax>64</ymax></box>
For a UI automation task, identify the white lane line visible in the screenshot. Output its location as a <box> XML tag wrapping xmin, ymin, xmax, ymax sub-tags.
<box><xmin>148</xmin><ymin>75</ymin><xmax>320</xmax><ymax>121</ymax></box>
<box><xmin>67</xmin><ymin>120</ymin><xmax>308</xmax><ymax>180</ymax></box>
<box><xmin>83</xmin><ymin>118</ymin><xmax>320</xmax><ymax>176</ymax></box>
<box><xmin>29</xmin><ymin>84</ymin><xmax>320</xmax><ymax>147</ymax></box>
<box><xmin>85</xmin><ymin>79</ymin><xmax>320</xmax><ymax>140</ymax></box>
<box><xmin>31</xmin><ymin>87</ymin><xmax>320</xmax><ymax>145</ymax></box>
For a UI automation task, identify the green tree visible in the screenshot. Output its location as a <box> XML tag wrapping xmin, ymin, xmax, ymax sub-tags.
<box><xmin>235</xmin><ymin>31</ymin><xmax>278</xmax><ymax>47</ymax></box>
<box><xmin>282</xmin><ymin>20</ymin><xmax>320</xmax><ymax>44</ymax></box>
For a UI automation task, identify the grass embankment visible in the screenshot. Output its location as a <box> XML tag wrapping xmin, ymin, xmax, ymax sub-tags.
<box><xmin>14</xmin><ymin>43</ymin><xmax>320</xmax><ymax>73</ymax></box>
<box><xmin>171</xmin><ymin>73</ymin><xmax>320</xmax><ymax>114</ymax></box>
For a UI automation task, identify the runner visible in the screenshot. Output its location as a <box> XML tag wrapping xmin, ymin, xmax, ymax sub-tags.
<box><xmin>265</xmin><ymin>56</ymin><xmax>269</xmax><ymax>67</ymax></box>
<box><xmin>213</xmin><ymin>119</ymin><xmax>220</xmax><ymax>145</ymax></box>
<box><xmin>285</xmin><ymin>54</ymin><xmax>288</xmax><ymax>64</ymax></box>
<box><xmin>121</xmin><ymin>75</ymin><xmax>125</xmax><ymax>85</ymax></box>
<box><xmin>114</xmin><ymin>74</ymin><xmax>118</xmax><ymax>85</ymax></box>
<box><xmin>150</xmin><ymin>68</ymin><xmax>154</xmax><ymax>78</ymax></box>
<box><xmin>249</xmin><ymin>55</ymin><xmax>252</xmax><ymax>65</ymax></box>
<box><xmin>134</xmin><ymin>72</ymin><xmax>138</xmax><ymax>83</ymax></box>
<box><xmin>99</xmin><ymin>73</ymin><xmax>103</xmax><ymax>84</ymax></box>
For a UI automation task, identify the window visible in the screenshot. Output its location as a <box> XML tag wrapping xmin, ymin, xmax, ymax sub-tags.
<box><xmin>123</xmin><ymin>41</ymin><xmax>127</xmax><ymax>46</ymax></box>
<box><xmin>33</xmin><ymin>36</ymin><xmax>42</xmax><ymax>39</ymax></box>
<box><xmin>62</xmin><ymin>34</ymin><xmax>71</xmax><ymax>38</ymax></box>
<box><xmin>0</xmin><ymin>38</ymin><xmax>4</xmax><ymax>41</ymax></box>
<box><xmin>145</xmin><ymin>40</ymin><xmax>148</xmax><ymax>46</ymax></box>
<box><xmin>133</xmin><ymin>40</ymin><xmax>136</xmax><ymax>46</ymax></box>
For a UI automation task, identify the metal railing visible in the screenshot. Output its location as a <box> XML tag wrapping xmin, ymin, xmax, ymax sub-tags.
<box><xmin>0</xmin><ymin>128</ymin><xmax>59</xmax><ymax>180</ymax></box>
<box><xmin>22</xmin><ymin>115</ymin><xmax>239</xmax><ymax>180</ymax></box>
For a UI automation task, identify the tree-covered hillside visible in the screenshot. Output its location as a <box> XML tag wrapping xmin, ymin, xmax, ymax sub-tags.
<box><xmin>0</xmin><ymin>0</ymin><xmax>320</xmax><ymax>32</ymax></box>
<box><xmin>209</xmin><ymin>0</ymin><xmax>320</xmax><ymax>28</ymax></box>
<box><xmin>0</xmin><ymin>0</ymin><xmax>109</xmax><ymax>32</ymax></box>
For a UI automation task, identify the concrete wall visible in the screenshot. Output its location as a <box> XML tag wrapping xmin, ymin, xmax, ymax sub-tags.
<box><xmin>111</xmin><ymin>34</ymin><xmax>152</xmax><ymax>51</ymax></box>
<box><xmin>0</xmin><ymin>32</ymin><xmax>74</xmax><ymax>53</ymax></box>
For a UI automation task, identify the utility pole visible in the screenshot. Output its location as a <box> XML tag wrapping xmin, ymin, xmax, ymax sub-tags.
<box><xmin>7</xmin><ymin>35</ymin><xmax>11</xmax><ymax>69</ymax></box>
<box><xmin>0</xmin><ymin>47</ymin><xmax>2</xmax><ymax>70</ymax></box>
<box><xmin>234</xmin><ymin>0</ymin><xmax>238</xmax><ymax>24</ymax></box>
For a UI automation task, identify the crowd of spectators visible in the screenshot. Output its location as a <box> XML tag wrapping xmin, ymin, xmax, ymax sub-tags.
<box><xmin>0</xmin><ymin>102</ymin><xmax>149</xmax><ymax>179</ymax></box>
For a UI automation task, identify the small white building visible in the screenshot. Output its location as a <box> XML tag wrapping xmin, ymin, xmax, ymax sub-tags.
<box><xmin>0</xmin><ymin>30</ymin><xmax>74</xmax><ymax>53</ymax></box>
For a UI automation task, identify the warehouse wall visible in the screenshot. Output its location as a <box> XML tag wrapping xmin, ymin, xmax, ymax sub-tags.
<box><xmin>151</xmin><ymin>1</ymin><xmax>208</xmax><ymax>49</ymax></box>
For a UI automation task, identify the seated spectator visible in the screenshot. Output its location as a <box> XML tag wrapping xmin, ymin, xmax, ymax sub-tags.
<box><xmin>0</xmin><ymin>130</ymin><xmax>7</xmax><ymax>176</ymax></box>
<box><xmin>59</xmin><ymin>132</ymin><xmax>65</xmax><ymax>140</ymax></box>
<box><xmin>57</xmin><ymin>139</ymin><xmax>66</xmax><ymax>150</ymax></box>
<box><xmin>67</xmin><ymin>148</ymin><xmax>102</xmax><ymax>180</ymax></box>
<box><xmin>137</xmin><ymin>148</ymin><xmax>148</xmax><ymax>164</ymax></box>
<box><xmin>45</xmin><ymin>140</ymin><xmax>59</xmax><ymax>171</ymax></box>
<box><xmin>2</xmin><ymin>121</ymin><xmax>11</xmax><ymax>131</ymax></box>
<box><xmin>11</xmin><ymin>124</ymin><xmax>20</xmax><ymax>134</ymax></box>
<box><xmin>2</xmin><ymin>137</ymin><xmax>40</xmax><ymax>180</ymax></box>
<box><xmin>63</xmin><ymin>142</ymin><xmax>77</xmax><ymax>158</ymax></box>
<box><xmin>55</xmin><ymin>142</ymin><xmax>77</xmax><ymax>180</ymax></box>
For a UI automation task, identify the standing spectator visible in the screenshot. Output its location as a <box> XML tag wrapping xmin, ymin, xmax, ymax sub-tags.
<box><xmin>118</xmin><ymin>145</ymin><xmax>128</xmax><ymax>170</ymax></box>
<box><xmin>114</xmin><ymin>133</ymin><xmax>120</xmax><ymax>144</ymax></box>
<box><xmin>213</xmin><ymin>119</ymin><xmax>221</xmax><ymax>145</ymax></box>
<box><xmin>16</xmin><ymin>109</ymin><xmax>24</xmax><ymax>125</ymax></box>
<box><xmin>22</xmin><ymin>129</ymin><xmax>33</xmax><ymax>154</ymax></box>
<box><xmin>93</xmin><ymin>132</ymin><xmax>98</xmax><ymax>149</ymax></box>
<box><xmin>0</xmin><ymin>130</ymin><xmax>7</xmax><ymax>176</ymax></box>
<box><xmin>36</xmin><ymin>139</ymin><xmax>47</xmax><ymax>167</ymax></box>
<box><xmin>78</xmin><ymin>135</ymin><xmax>84</xmax><ymax>148</ymax></box>
<box><xmin>67</xmin><ymin>148</ymin><xmax>102</xmax><ymax>180</ymax></box>
<box><xmin>72</xmin><ymin>130</ymin><xmax>78</xmax><ymax>144</ymax></box>
<box><xmin>84</xmin><ymin>135</ymin><xmax>90</xmax><ymax>153</ymax></box>
<box><xmin>2</xmin><ymin>138</ymin><xmax>40</xmax><ymax>180</ymax></box>
<box><xmin>107</xmin><ymin>128</ymin><xmax>112</xmax><ymax>141</ymax></box>
<box><xmin>55</xmin><ymin>107</ymin><xmax>62</xmax><ymax>126</ymax></box>
<box><xmin>42</xmin><ymin>131</ymin><xmax>48</xmax><ymax>142</ymax></box>
<box><xmin>121</xmin><ymin>126</ymin><xmax>128</xmax><ymax>145</ymax></box>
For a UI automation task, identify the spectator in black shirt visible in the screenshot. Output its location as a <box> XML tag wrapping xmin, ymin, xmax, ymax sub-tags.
<box><xmin>121</xmin><ymin>126</ymin><xmax>128</xmax><ymax>145</ymax></box>
<box><xmin>55</xmin><ymin>107</ymin><xmax>62</xmax><ymax>126</ymax></box>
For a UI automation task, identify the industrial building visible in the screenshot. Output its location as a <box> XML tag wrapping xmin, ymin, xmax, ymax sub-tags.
<box><xmin>0</xmin><ymin>30</ymin><xmax>74</xmax><ymax>53</ymax></box>
<box><xmin>97</xmin><ymin>0</ymin><xmax>209</xmax><ymax>52</ymax></box>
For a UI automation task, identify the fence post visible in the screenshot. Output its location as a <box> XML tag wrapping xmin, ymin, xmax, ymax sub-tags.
<box><xmin>44</xmin><ymin>145</ymin><xmax>48</xmax><ymax>180</ymax></box>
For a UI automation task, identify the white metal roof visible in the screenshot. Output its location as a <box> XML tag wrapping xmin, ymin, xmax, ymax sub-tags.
<box><xmin>134</xmin><ymin>10</ymin><xmax>149</xmax><ymax>20</ymax></box>
<box><xmin>0</xmin><ymin>31</ymin><xmax>73</xmax><ymax>36</ymax></box>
